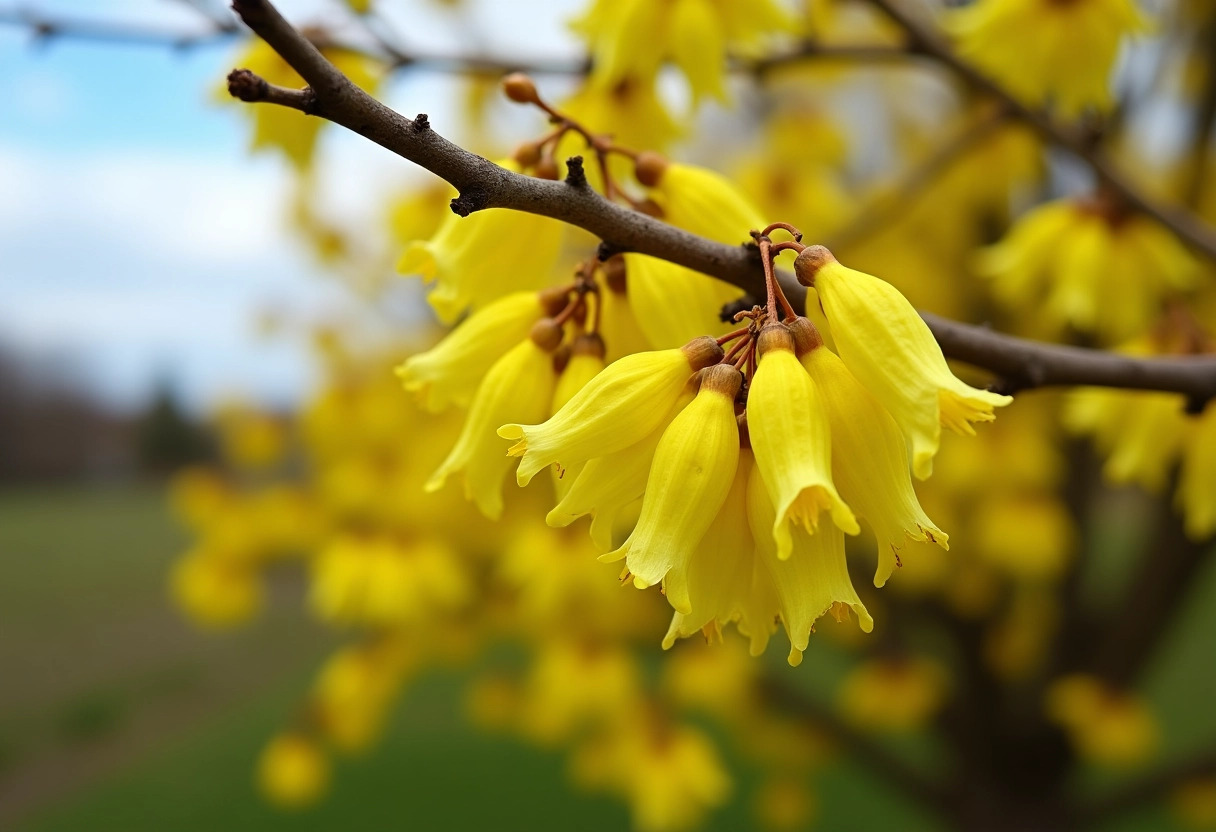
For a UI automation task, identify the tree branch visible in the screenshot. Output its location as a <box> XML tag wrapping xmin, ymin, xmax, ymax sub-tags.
<box><xmin>859</xmin><ymin>0</ymin><xmax>1216</xmax><ymax>263</ymax></box>
<box><xmin>225</xmin><ymin>0</ymin><xmax>1216</xmax><ymax>406</ymax></box>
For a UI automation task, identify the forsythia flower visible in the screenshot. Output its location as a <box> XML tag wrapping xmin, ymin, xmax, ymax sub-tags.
<box><xmin>949</xmin><ymin>0</ymin><xmax>1149</xmax><ymax>116</ymax></box>
<box><xmin>748</xmin><ymin>324</ymin><xmax>858</xmax><ymax>559</ymax></box>
<box><xmin>171</xmin><ymin>549</ymin><xmax>262</xmax><ymax>629</ymax></box>
<box><xmin>397</xmin><ymin>160</ymin><xmax>564</xmax><ymax>323</ymax></box>
<box><xmin>795</xmin><ymin>245</ymin><xmax>1012</xmax><ymax>479</ymax></box>
<box><xmin>837</xmin><ymin>657</ymin><xmax>948</xmax><ymax>733</ymax></box>
<box><xmin>606</xmin><ymin>364</ymin><xmax>743</xmax><ymax>616</ymax></box>
<box><xmin>746</xmin><ymin>449</ymin><xmax>873</xmax><ymax>667</ymax></box>
<box><xmin>801</xmin><ymin>337</ymin><xmax>948</xmax><ymax>587</ymax></box>
<box><xmin>978</xmin><ymin>197</ymin><xmax>1197</xmax><ymax>343</ymax></box>
<box><xmin>499</xmin><ymin>336</ymin><xmax>724</xmax><ymax>486</ymax></box>
<box><xmin>396</xmin><ymin>291</ymin><xmax>547</xmax><ymax>412</ymax></box>
<box><xmin>257</xmin><ymin>734</ymin><xmax>330</xmax><ymax>809</ymax></box>
<box><xmin>427</xmin><ymin>329</ymin><xmax>558</xmax><ymax>519</ymax></box>
<box><xmin>571</xmin><ymin>0</ymin><xmax>793</xmax><ymax>105</ymax></box>
<box><xmin>1046</xmin><ymin>674</ymin><xmax>1159</xmax><ymax>767</ymax></box>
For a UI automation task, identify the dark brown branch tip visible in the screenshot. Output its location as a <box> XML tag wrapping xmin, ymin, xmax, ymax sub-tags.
<box><xmin>564</xmin><ymin>155</ymin><xmax>588</xmax><ymax>188</ymax></box>
<box><xmin>449</xmin><ymin>186</ymin><xmax>489</xmax><ymax>217</ymax></box>
<box><xmin>227</xmin><ymin>68</ymin><xmax>268</xmax><ymax>101</ymax></box>
<box><xmin>413</xmin><ymin>113</ymin><xmax>430</xmax><ymax>131</ymax></box>
<box><xmin>596</xmin><ymin>240</ymin><xmax>627</xmax><ymax>261</ymax></box>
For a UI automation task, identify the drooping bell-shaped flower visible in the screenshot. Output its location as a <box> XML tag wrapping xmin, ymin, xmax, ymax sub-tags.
<box><xmin>604</xmin><ymin>364</ymin><xmax>743</xmax><ymax>615</ymax></box>
<box><xmin>499</xmin><ymin>336</ymin><xmax>723</xmax><ymax>486</ymax></box>
<box><xmin>426</xmin><ymin>322</ymin><xmax>558</xmax><ymax>519</ymax></box>
<box><xmin>662</xmin><ymin>447</ymin><xmax>776</xmax><ymax>651</ymax></box>
<box><xmin>795</xmin><ymin>245</ymin><xmax>1011</xmax><ymax>480</ymax></box>
<box><xmin>398</xmin><ymin>160</ymin><xmax>564</xmax><ymax>324</ymax></box>
<box><xmin>798</xmin><ymin>325</ymin><xmax>948</xmax><ymax>587</ymax></box>
<box><xmin>747</xmin><ymin>324</ymin><xmax>858</xmax><ymax>560</ymax></box>
<box><xmin>745</xmin><ymin>454</ymin><xmax>873</xmax><ymax>667</ymax></box>
<box><xmin>396</xmin><ymin>290</ymin><xmax>544</xmax><ymax>412</ymax></box>
<box><xmin>546</xmin><ymin>383</ymin><xmax>696</xmax><ymax>550</ymax></box>
<box><xmin>548</xmin><ymin>334</ymin><xmax>608</xmax><ymax>501</ymax></box>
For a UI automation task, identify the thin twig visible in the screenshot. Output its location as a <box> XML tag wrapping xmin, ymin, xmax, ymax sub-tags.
<box><xmin>225</xmin><ymin>0</ymin><xmax>1216</xmax><ymax>406</ymax></box>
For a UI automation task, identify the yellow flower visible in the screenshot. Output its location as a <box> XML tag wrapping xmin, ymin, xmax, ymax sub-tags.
<box><xmin>973</xmin><ymin>495</ymin><xmax>1074</xmax><ymax>581</ymax></box>
<box><xmin>949</xmin><ymin>0</ymin><xmax>1149</xmax><ymax>116</ymax></box>
<box><xmin>520</xmin><ymin>641</ymin><xmax>641</xmax><ymax>743</ymax></box>
<box><xmin>637</xmin><ymin>155</ymin><xmax>767</xmax><ymax>247</ymax></box>
<box><xmin>396</xmin><ymin>291</ymin><xmax>543</xmax><ymax>412</ymax></box>
<box><xmin>1065</xmin><ymin>387</ymin><xmax>1188</xmax><ymax>491</ymax></box>
<box><xmin>571</xmin><ymin>0</ymin><xmax>793</xmax><ymax>105</ymax></box>
<box><xmin>1046</xmin><ymin>674</ymin><xmax>1159</xmax><ymax>767</ymax></box>
<box><xmin>604</xmin><ymin>365</ymin><xmax>743</xmax><ymax>615</ymax></box>
<box><xmin>748</xmin><ymin>325</ymin><xmax>858</xmax><ymax>560</ymax></box>
<box><xmin>499</xmin><ymin>336</ymin><xmax>723</xmax><ymax>486</ymax></box>
<box><xmin>257</xmin><ymin>734</ymin><xmax>329</xmax><ymax>809</ymax></box>
<box><xmin>978</xmin><ymin>198</ymin><xmax>1197</xmax><ymax>343</ymax></box>
<box><xmin>837</xmin><ymin>657</ymin><xmax>948</xmax><ymax>733</ymax></box>
<box><xmin>547</xmin><ymin>384</ymin><xmax>696</xmax><ymax>550</ymax></box>
<box><xmin>560</xmin><ymin>77</ymin><xmax>682</xmax><ymax>153</ymax></box>
<box><xmin>229</xmin><ymin>40</ymin><xmax>382</xmax><ymax>169</ymax></box>
<box><xmin>801</xmin><ymin>340</ymin><xmax>947</xmax><ymax>587</ymax></box>
<box><xmin>746</xmin><ymin>450</ymin><xmax>873</xmax><ymax>667</ymax></box>
<box><xmin>622</xmin><ymin>254</ymin><xmax>743</xmax><ymax>348</ymax></box>
<box><xmin>1179</xmin><ymin>403</ymin><xmax>1216</xmax><ymax>539</ymax></box>
<box><xmin>312</xmin><ymin>638</ymin><xmax>415</xmax><ymax>751</ymax></box>
<box><xmin>170</xmin><ymin>549</ymin><xmax>261</xmax><ymax>629</ymax></box>
<box><xmin>427</xmin><ymin>334</ymin><xmax>557</xmax><ymax>519</ymax></box>
<box><xmin>397</xmin><ymin>161</ymin><xmax>564</xmax><ymax>323</ymax></box>
<box><xmin>662</xmin><ymin>447</ymin><xmax>763</xmax><ymax>648</ymax></box>
<box><xmin>548</xmin><ymin>335</ymin><xmax>607</xmax><ymax>500</ymax></box>
<box><xmin>573</xmin><ymin>721</ymin><xmax>732</xmax><ymax>832</ymax></box>
<box><xmin>309</xmin><ymin>535</ymin><xmax>469</xmax><ymax>627</ymax></box>
<box><xmin>795</xmin><ymin>246</ymin><xmax>1012</xmax><ymax>479</ymax></box>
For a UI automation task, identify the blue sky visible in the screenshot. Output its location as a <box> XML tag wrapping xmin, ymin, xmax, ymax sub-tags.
<box><xmin>0</xmin><ymin>0</ymin><xmax>580</xmax><ymax>414</ymax></box>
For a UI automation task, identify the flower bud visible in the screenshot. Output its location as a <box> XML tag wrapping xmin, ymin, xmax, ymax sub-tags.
<box><xmin>501</xmin><ymin>72</ymin><xmax>539</xmax><ymax>104</ymax></box>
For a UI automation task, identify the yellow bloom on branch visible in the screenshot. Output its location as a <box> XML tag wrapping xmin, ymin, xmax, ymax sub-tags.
<box><xmin>499</xmin><ymin>336</ymin><xmax>723</xmax><ymax>486</ymax></box>
<box><xmin>605</xmin><ymin>365</ymin><xmax>743</xmax><ymax>615</ymax></box>
<box><xmin>795</xmin><ymin>246</ymin><xmax>1012</xmax><ymax>480</ymax></box>
<box><xmin>748</xmin><ymin>325</ymin><xmax>858</xmax><ymax>560</ymax></box>
<box><xmin>427</xmin><ymin>333</ymin><xmax>557</xmax><ymax>519</ymax></box>
<box><xmin>801</xmin><ymin>339</ymin><xmax>947</xmax><ymax>587</ymax></box>
<box><xmin>949</xmin><ymin>0</ymin><xmax>1149</xmax><ymax>116</ymax></box>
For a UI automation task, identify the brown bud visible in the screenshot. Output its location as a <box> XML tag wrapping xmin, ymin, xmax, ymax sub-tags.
<box><xmin>793</xmin><ymin>245</ymin><xmax>837</xmax><ymax>287</ymax></box>
<box><xmin>501</xmin><ymin>73</ymin><xmax>539</xmax><ymax>104</ymax></box>
<box><xmin>634</xmin><ymin>151</ymin><xmax>669</xmax><ymax>188</ymax></box>
<box><xmin>786</xmin><ymin>316</ymin><xmax>824</xmax><ymax>357</ymax></box>
<box><xmin>571</xmin><ymin>332</ymin><xmax>606</xmax><ymax>359</ymax></box>
<box><xmin>538</xmin><ymin>286</ymin><xmax>571</xmax><ymax>317</ymax></box>
<box><xmin>680</xmin><ymin>335</ymin><xmax>726</xmax><ymax>371</ymax></box>
<box><xmin>534</xmin><ymin>156</ymin><xmax>559</xmax><ymax>180</ymax></box>
<box><xmin>737</xmin><ymin>412</ymin><xmax>751</xmax><ymax>449</ymax></box>
<box><xmin>700</xmin><ymin>364</ymin><xmax>744</xmax><ymax>399</ymax></box>
<box><xmin>756</xmin><ymin>324</ymin><xmax>794</xmax><ymax>357</ymax></box>
<box><xmin>513</xmin><ymin>140</ymin><xmax>542</xmax><ymax>169</ymax></box>
<box><xmin>602</xmin><ymin>255</ymin><xmax>627</xmax><ymax>293</ymax></box>
<box><xmin>530</xmin><ymin>317</ymin><xmax>564</xmax><ymax>352</ymax></box>
<box><xmin>551</xmin><ymin>342</ymin><xmax>571</xmax><ymax>375</ymax></box>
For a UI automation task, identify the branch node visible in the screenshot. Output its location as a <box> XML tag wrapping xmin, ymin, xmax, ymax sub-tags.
<box><xmin>565</xmin><ymin>155</ymin><xmax>588</xmax><ymax>188</ymax></box>
<box><xmin>227</xmin><ymin>68</ymin><xmax>268</xmax><ymax>102</ymax></box>
<box><xmin>449</xmin><ymin>186</ymin><xmax>489</xmax><ymax>217</ymax></box>
<box><xmin>596</xmin><ymin>240</ymin><xmax>627</xmax><ymax>261</ymax></box>
<box><xmin>413</xmin><ymin>113</ymin><xmax>430</xmax><ymax>132</ymax></box>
